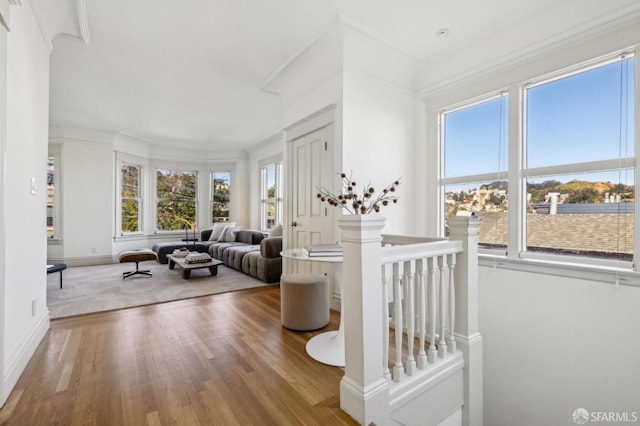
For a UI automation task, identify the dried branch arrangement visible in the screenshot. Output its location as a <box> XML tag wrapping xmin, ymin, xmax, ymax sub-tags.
<box><xmin>316</xmin><ymin>172</ymin><xmax>401</xmax><ymax>215</ymax></box>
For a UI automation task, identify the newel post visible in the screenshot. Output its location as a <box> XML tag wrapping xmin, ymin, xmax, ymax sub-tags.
<box><xmin>447</xmin><ymin>215</ymin><xmax>483</xmax><ymax>426</ymax></box>
<box><xmin>338</xmin><ymin>215</ymin><xmax>390</xmax><ymax>426</ymax></box>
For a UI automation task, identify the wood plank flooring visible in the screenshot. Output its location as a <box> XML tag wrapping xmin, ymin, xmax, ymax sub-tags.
<box><xmin>0</xmin><ymin>286</ymin><xmax>358</xmax><ymax>426</ymax></box>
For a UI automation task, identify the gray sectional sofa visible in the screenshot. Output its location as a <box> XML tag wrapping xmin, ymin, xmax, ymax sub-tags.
<box><xmin>152</xmin><ymin>228</ymin><xmax>282</xmax><ymax>283</ymax></box>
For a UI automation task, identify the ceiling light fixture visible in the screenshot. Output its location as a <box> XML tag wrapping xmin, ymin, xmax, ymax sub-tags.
<box><xmin>435</xmin><ymin>28</ymin><xmax>450</xmax><ymax>37</ymax></box>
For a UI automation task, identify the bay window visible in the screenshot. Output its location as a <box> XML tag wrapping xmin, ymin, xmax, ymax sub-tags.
<box><xmin>156</xmin><ymin>168</ymin><xmax>197</xmax><ymax>231</ymax></box>
<box><xmin>121</xmin><ymin>163</ymin><xmax>142</xmax><ymax>234</ymax></box>
<box><xmin>211</xmin><ymin>171</ymin><xmax>231</xmax><ymax>223</ymax></box>
<box><xmin>260</xmin><ymin>162</ymin><xmax>282</xmax><ymax>230</ymax></box>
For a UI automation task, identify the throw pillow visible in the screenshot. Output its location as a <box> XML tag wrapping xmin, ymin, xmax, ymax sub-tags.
<box><xmin>209</xmin><ymin>221</ymin><xmax>235</xmax><ymax>241</ymax></box>
<box><xmin>217</xmin><ymin>226</ymin><xmax>229</xmax><ymax>241</ymax></box>
<box><xmin>224</xmin><ymin>226</ymin><xmax>240</xmax><ymax>242</ymax></box>
<box><xmin>269</xmin><ymin>223</ymin><xmax>283</xmax><ymax>237</ymax></box>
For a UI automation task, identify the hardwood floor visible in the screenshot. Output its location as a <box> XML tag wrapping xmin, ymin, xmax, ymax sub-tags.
<box><xmin>0</xmin><ymin>286</ymin><xmax>357</xmax><ymax>426</ymax></box>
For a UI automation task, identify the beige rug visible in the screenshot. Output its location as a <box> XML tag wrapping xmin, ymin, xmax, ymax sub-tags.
<box><xmin>47</xmin><ymin>261</ymin><xmax>273</xmax><ymax>319</ymax></box>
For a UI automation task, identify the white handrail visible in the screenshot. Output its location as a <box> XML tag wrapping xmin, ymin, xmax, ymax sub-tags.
<box><xmin>380</xmin><ymin>237</ymin><xmax>463</xmax><ymax>385</ymax></box>
<box><xmin>337</xmin><ymin>216</ymin><xmax>482</xmax><ymax>425</ymax></box>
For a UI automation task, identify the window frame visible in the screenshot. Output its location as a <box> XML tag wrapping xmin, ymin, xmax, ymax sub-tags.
<box><xmin>47</xmin><ymin>147</ymin><xmax>62</xmax><ymax>241</ymax></box>
<box><xmin>119</xmin><ymin>162</ymin><xmax>144</xmax><ymax>236</ymax></box>
<box><xmin>115</xmin><ymin>153</ymin><xmax>148</xmax><ymax>238</ymax></box>
<box><xmin>154</xmin><ymin>167</ymin><xmax>198</xmax><ymax>234</ymax></box>
<box><xmin>211</xmin><ymin>170</ymin><xmax>232</xmax><ymax>224</ymax></box>
<box><xmin>259</xmin><ymin>158</ymin><xmax>283</xmax><ymax>231</ymax></box>
<box><xmin>437</xmin><ymin>50</ymin><xmax>638</xmax><ymax>271</ymax></box>
<box><xmin>521</xmin><ymin>53</ymin><xmax>635</xmax><ymax>268</ymax></box>
<box><xmin>440</xmin><ymin>92</ymin><xmax>510</xmax><ymax>255</ymax></box>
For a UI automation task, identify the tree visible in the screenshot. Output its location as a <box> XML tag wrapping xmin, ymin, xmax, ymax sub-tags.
<box><xmin>212</xmin><ymin>177</ymin><xmax>231</xmax><ymax>222</ymax></box>
<box><xmin>156</xmin><ymin>169</ymin><xmax>197</xmax><ymax>230</ymax></box>
<box><xmin>121</xmin><ymin>165</ymin><xmax>140</xmax><ymax>232</ymax></box>
<box><xmin>565</xmin><ymin>187</ymin><xmax>599</xmax><ymax>203</ymax></box>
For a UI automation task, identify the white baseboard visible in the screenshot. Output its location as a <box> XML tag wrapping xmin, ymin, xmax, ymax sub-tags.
<box><xmin>47</xmin><ymin>255</ymin><xmax>116</xmax><ymax>267</ymax></box>
<box><xmin>2</xmin><ymin>309</ymin><xmax>50</xmax><ymax>406</ymax></box>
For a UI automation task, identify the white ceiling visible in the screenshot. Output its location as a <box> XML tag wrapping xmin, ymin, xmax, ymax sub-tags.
<box><xmin>44</xmin><ymin>0</ymin><xmax>640</xmax><ymax>151</ymax></box>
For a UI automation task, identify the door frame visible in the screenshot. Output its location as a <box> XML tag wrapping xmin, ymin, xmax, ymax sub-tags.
<box><xmin>283</xmin><ymin>106</ymin><xmax>339</xmax><ymax>308</ymax></box>
<box><xmin>284</xmin><ymin>105</ymin><xmax>337</xmax><ymax>249</ymax></box>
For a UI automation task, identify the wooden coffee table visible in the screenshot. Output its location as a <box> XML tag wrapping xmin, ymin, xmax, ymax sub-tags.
<box><xmin>167</xmin><ymin>254</ymin><xmax>223</xmax><ymax>279</ymax></box>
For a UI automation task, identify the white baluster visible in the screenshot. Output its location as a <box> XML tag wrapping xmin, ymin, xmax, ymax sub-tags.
<box><xmin>447</xmin><ymin>253</ymin><xmax>457</xmax><ymax>354</ymax></box>
<box><xmin>416</xmin><ymin>259</ymin><xmax>427</xmax><ymax>369</ymax></box>
<box><xmin>381</xmin><ymin>263</ymin><xmax>391</xmax><ymax>381</ymax></box>
<box><xmin>404</xmin><ymin>260</ymin><xmax>416</xmax><ymax>375</ymax></box>
<box><xmin>427</xmin><ymin>257</ymin><xmax>437</xmax><ymax>364</ymax></box>
<box><xmin>392</xmin><ymin>262</ymin><xmax>404</xmax><ymax>382</ymax></box>
<box><xmin>438</xmin><ymin>255</ymin><xmax>448</xmax><ymax>358</ymax></box>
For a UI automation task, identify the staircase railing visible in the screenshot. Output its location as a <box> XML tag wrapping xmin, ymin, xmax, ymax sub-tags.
<box><xmin>381</xmin><ymin>235</ymin><xmax>462</xmax><ymax>383</ymax></box>
<box><xmin>337</xmin><ymin>215</ymin><xmax>482</xmax><ymax>426</ymax></box>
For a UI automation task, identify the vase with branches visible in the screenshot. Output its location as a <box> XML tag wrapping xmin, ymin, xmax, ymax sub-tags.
<box><xmin>316</xmin><ymin>172</ymin><xmax>401</xmax><ymax>215</ymax></box>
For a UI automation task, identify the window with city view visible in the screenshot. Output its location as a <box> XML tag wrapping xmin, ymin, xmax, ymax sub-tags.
<box><xmin>211</xmin><ymin>172</ymin><xmax>231</xmax><ymax>223</ymax></box>
<box><xmin>441</xmin><ymin>53</ymin><xmax>635</xmax><ymax>262</ymax></box>
<box><xmin>525</xmin><ymin>55</ymin><xmax>635</xmax><ymax>260</ymax></box>
<box><xmin>443</xmin><ymin>94</ymin><xmax>509</xmax><ymax>250</ymax></box>
<box><xmin>121</xmin><ymin>164</ymin><xmax>142</xmax><ymax>234</ymax></box>
<box><xmin>260</xmin><ymin>163</ymin><xmax>282</xmax><ymax>230</ymax></box>
<box><xmin>156</xmin><ymin>169</ymin><xmax>197</xmax><ymax>231</ymax></box>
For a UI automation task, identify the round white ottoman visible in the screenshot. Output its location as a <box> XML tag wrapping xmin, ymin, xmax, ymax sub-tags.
<box><xmin>280</xmin><ymin>274</ymin><xmax>330</xmax><ymax>331</ymax></box>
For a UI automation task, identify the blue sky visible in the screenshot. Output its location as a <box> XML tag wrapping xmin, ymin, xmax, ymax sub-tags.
<box><xmin>444</xmin><ymin>56</ymin><xmax>635</xmax><ymax>184</ymax></box>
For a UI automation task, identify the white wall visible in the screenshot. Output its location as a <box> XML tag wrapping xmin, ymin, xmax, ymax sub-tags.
<box><xmin>479</xmin><ymin>266</ymin><xmax>640</xmax><ymax>425</ymax></box>
<box><xmin>2</xmin><ymin>0</ymin><xmax>51</xmax><ymax>405</ymax></box>
<box><xmin>339</xmin><ymin>25</ymin><xmax>417</xmax><ymax>235</ymax></box>
<box><xmin>342</xmin><ymin>69</ymin><xmax>415</xmax><ymax>235</ymax></box>
<box><xmin>60</xmin><ymin>141</ymin><xmax>113</xmax><ymax>260</ymax></box>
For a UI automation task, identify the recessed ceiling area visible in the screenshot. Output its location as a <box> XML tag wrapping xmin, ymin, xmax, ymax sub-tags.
<box><xmin>42</xmin><ymin>0</ymin><xmax>640</xmax><ymax>151</ymax></box>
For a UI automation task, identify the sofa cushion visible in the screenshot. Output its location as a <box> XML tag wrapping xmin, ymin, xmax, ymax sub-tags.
<box><xmin>242</xmin><ymin>251</ymin><xmax>260</xmax><ymax>278</ymax></box>
<box><xmin>236</xmin><ymin>229</ymin><xmax>265</xmax><ymax>245</ymax></box>
<box><xmin>209</xmin><ymin>242</ymin><xmax>240</xmax><ymax>260</ymax></box>
<box><xmin>200</xmin><ymin>228</ymin><xmax>213</xmax><ymax>241</ymax></box>
<box><xmin>224</xmin><ymin>245</ymin><xmax>260</xmax><ymax>270</ymax></box>
<box><xmin>261</xmin><ymin>237</ymin><xmax>282</xmax><ymax>258</ymax></box>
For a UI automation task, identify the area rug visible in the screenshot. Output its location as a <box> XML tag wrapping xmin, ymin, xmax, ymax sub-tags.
<box><xmin>47</xmin><ymin>261</ymin><xmax>272</xmax><ymax>319</ymax></box>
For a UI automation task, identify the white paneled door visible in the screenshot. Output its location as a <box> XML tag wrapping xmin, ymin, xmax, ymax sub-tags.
<box><xmin>287</xmin><ymin>125</ymin><xmax>332</xmax><ymax>274</ymax></box>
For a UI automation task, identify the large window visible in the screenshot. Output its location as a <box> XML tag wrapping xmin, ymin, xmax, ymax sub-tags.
<box><xmin>260</xmin><ymin>162</ymin><xmax>282</xmax><ymax>230</ymax></box>
<box><xmin>121</xmin><ymin>164</ymin><xmax>142</xmax><ymax>234</ymax></box>
<box><xmin>524</xmin><ymin>55</ymin><xmax>635</xmax><ymax>261</ymax></box>
<box><xmin>156</xmin><ymin>169</ymin><xmax>197</xmax><ymax>231</ymax></box>
<box><xmin>211</xmin><ymin>172</ymin><xmax>231</xmax><ymax>223</ymax></box>
<box><xmin>440</xmin><ymin>52</ymin><xmax>636</xmax><ymax>265</ymax></box>
<box><xmin>442</xmin><ymin>94</ymin><xmax>509</xmax><ymax>250</ymax></box>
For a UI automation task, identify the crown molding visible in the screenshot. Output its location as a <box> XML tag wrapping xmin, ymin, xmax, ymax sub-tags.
<box><xmin>417</xmin><ymin>5</ymin><xmax>640</xmax><ymax>99</ymax></box>
<box><xmin>29</xmin><ymin>0</ymin><xmax>91</xmax><ymax>52</ymax></box>
<box><xmin>75</xmin><ymin>0</ymin><xmax>90</xmax><ymax>44</ymax></box>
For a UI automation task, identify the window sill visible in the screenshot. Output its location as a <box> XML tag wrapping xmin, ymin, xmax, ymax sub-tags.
<box><xmin>114</xmin><ymin>233</ymin><xmax>147</xmax><ymax>242</ymax></box>
<box><xmin>479</xmin><ymin>253</ymin><xmax>640</xmax><ymax>288</ymax></box>
<box><xmin>114</xmin><ymin>232</ymin><xmax>198</xmax><ymax>243</ymax></box>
